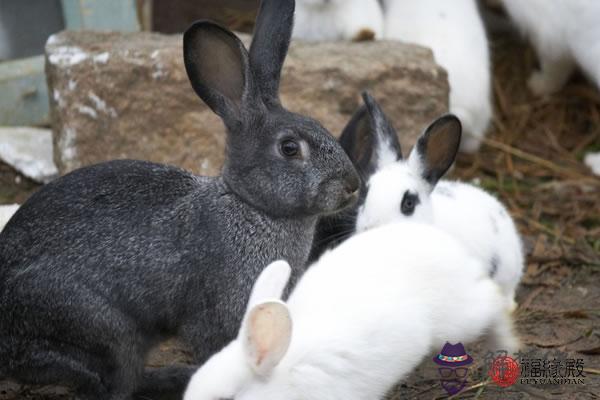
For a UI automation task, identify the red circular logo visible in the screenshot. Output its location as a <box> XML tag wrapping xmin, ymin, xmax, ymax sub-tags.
<box><xmin>488</xmin><ymin>356</ymin><xmax>520</xmax><ymax>387</ymax></box>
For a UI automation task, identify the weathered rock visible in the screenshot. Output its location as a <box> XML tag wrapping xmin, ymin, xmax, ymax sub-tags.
<box><xmin>0</xmin><ymin>127</ymin><xmax>58</xmax><ymax>183</ymax></box>
<box><xmin>0</xmin><ymin>204</ymin><xmax>19</xmax><ymax>231</ymax></box>
<box><xmin>46</xmin><ymin>31</ymin><xmax>448</xmax><ymax>176</ymax></box>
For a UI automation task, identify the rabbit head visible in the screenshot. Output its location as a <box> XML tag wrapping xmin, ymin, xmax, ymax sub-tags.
<box><xmin>184</xmin><ymin>260</ymin><xmax>295</xmax><ymax>400</ymax></box>
<box><xmin>343</xmin><ymin>94</ymin><xmax>461</xmax><ymax>233</ymax></box>
<box><xmin>184</xmin><ymin>0</ymin><xmax>360</xmax><ymax>218</ymax></box>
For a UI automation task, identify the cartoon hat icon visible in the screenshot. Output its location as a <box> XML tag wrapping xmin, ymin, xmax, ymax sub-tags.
<box><xmin>433</xmin><ymin>342</ymin><xmax>473</xmax><ymax>367</ymax></box>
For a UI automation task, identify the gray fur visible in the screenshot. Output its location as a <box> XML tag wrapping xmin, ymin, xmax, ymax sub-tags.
<box><xmin>0</xmin><ymin>1</ymin><xmax>359</xmax><ymax>398</ymax></box>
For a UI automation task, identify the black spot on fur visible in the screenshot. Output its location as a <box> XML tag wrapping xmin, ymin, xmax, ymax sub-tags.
<box><xmin>490</xmin><ymin>255</ymin><xmax>500</xmax><ymax>278</ymax></box>
<box><xmin>490</xmin><ymin>215</ymin><xmax>499</xmax><ymax>234</ymax></box>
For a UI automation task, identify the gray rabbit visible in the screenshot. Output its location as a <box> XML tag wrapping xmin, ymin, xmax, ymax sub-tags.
<box><xmin>0</xmin><ymin>0</ymin><xmax>359</xmax><ymax>398</ymax></box>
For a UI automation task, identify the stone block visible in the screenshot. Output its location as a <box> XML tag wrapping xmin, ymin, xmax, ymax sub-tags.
<box><xmin>46</xmin><ymin>31</ymin><xmax>448</xmax><ymax>175</ymax></box>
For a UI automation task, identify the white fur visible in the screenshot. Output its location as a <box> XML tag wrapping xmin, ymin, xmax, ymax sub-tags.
<box><xmin>501</xmin><ymin>0</ymin><xmax>600</xmax><ymax>96</ymax></box>
<box><xmin>355</xmin><ymin>150</ymin><xmax>524</xmax><ymax>308</ymax></box>
<box><xmin>184</xmin><ymin>223</ymin><xmax>518</xmax><ymax>400</ymax></box>
<box><xmin>382</xmin><ymin>0</ymin><xmax>492</xmax><ymax>152</ymax></box>
<box><xmin>293</xmin><ymin>0</ymin><xmax>384</xmax><ymax>41</ymax></box>
<box><xmin>0</xmin><ymin>204</ymin><xmax>19</xmax><ymax>232</ymax></box>
<box><xmin>584</xmin><ymin>151</ymin><xmax>600</xmax><ymax>176</ymax></box>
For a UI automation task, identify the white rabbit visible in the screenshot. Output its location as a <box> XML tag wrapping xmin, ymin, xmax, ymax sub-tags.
<box><xmin>184</xmin><ymin>223</ymin><xmax>519</xmax><ymax>400</ymax></box>
<box><xmin>382</xmin><ymin>0</ymin><xmax>492</xmax><ymax>153</ymax></box>
<box><xmin>500</xmin><ymin>0</ymin><xmax>600</xmax><ymax>97</ymax></box>
<box><xmin>338</xmin><ymin>94</ymin><xmax>523</xmax><ymax>310</ymax></box>
<box><xmin>293</xmin><ymin>0</ymin><xmax>384</xmax><ymax>42</ymax></box>
<box><xmin>0</xmin><ymin>204</ymin><xmax>19</xmax><ymax>232</ymax></box>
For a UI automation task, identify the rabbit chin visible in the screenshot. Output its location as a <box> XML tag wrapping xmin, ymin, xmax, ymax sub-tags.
<box><xmin>224</xmin><ymin>175</ymin><xmax>357</xmax><ymax>218</ymax></box>
<box><xmin>315</xmin><ymin>187</ymin><xmax>359</xmax><ymax>216</ymax></box>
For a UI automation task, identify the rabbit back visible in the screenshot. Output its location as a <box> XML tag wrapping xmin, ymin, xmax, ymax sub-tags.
<box><xmin>431</xmin><ymin>181</ymin><xmax>524</xmax><ymax>299</ymax></box>
<box><xmin>0</xmin><ymin>160</ymin><xmax>213</xmax><ymax>279</ymax></box>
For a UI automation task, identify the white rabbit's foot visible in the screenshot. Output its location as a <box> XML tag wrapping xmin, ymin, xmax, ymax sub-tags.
<box><xmin>488</xmin><ymin>312</ymin><xmax>521</xmax><ymax>355</ymax></box>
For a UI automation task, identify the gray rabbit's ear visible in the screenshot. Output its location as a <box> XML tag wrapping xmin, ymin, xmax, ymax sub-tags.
<box><xmin>409</xmin><ymin>115</ymin><xmax>462</xmax><ymax>186</ymax></box>
<box><xmin>249</xmin><ymin>0</ymin><xmax>295</xmax><ymax>108</ymax></box>
<box><xmin>243</xmin><ymin>300</ymin><xmax>292</xmax><ymax>376</ymax></box>
<box><xmin>184</xmin><ymin>21</ymin><xmax>256</xmax><ymax>125</ymax></box>
<box><xmin>339</xmin><ymin>92</ymin><xmax>402</xmax><ymax>176</ymax></box>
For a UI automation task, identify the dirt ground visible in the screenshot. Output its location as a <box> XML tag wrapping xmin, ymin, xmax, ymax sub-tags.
<box><xmin>1</xmin><ymin>8</ymin><xmax>599</xmax><ymax>400</ymax></box>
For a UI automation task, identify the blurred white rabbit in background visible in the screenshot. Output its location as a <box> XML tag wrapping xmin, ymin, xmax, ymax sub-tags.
<box><xmin>382</xmin><ymin>0</ymin><xmax>492</xmax><ymax>153</ymax></box>
<box><xmin>293</xmin><ymin>0</ymin><xmax>384</xmax><ymax>41</ymax></box>
<box><xmin>500</xmin><ymin>0</ymin><xmax>600</xmax><ymax>176</ymax></box>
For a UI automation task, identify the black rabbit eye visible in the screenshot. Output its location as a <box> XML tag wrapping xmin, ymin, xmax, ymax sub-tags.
<box><xmin>280</xmin><ymin>139</ymin><xmax>300</xmax><ymax>158</ymax></box>
<box><xmin>400</xmin><ymin>191</ymin><xmax>420</xmax><ymax>216</ymax></box>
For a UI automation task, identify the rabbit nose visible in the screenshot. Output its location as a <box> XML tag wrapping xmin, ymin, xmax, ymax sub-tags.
<box><xmin>345</xmin><ymin>184</ymin><xmax>359</xmax><ymax>198</ymax></box>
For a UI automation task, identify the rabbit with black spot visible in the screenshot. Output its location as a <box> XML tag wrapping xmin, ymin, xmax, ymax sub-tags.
<box><xmin>0</xmin><ymin>1</ymin><xmax>360</xmax><ymax>398</ymax></box>
<box><xmin>314</xmin><ymin>93</ymin><xmax>523</xmax><ymax>311</ymax></box>
<box><xmin>184</xmin><ymin>224</ymin><xmax>519</xmax><ymax>400</ymax></box>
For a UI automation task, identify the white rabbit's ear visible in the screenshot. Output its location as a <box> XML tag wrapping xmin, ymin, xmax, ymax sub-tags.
<box><xmin>242</xmin><ymin>300</ymin><xmax>292</xmax><ymax>376</ymax></box>
<box><xmin>409</xmin><ymin>115</ymin><xmax>462</xmax><ymax>186</ymax></box>
<box><xmin>246</xmin><ymin>260</ymin><xmax>291</xmax><ymax>312</ymax></box>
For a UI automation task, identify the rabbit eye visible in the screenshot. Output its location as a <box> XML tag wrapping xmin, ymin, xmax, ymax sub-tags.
<box><xmin>400</xmin><ymin>191</ymin><xmax>420</xmax><ymax>216</ymax></box>
<box><xmin>280</xmin><ymin>139</ymin><xmax>301</xmax><ymax>158</ymax></box>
